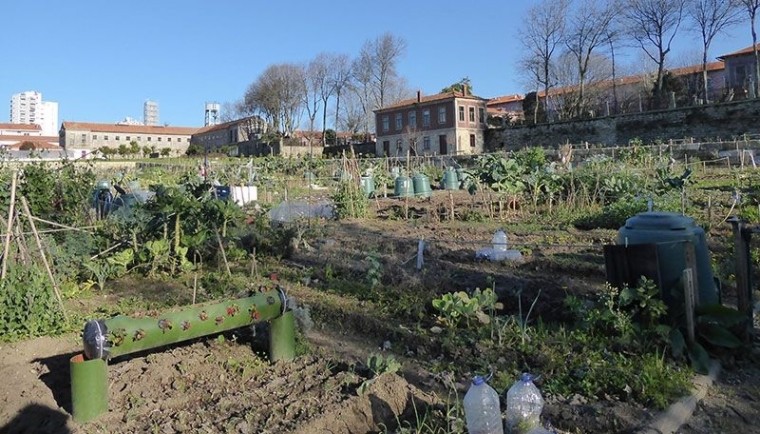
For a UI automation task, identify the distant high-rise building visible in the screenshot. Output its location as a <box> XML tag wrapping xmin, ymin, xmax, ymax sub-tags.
<box><xmin>144</xmin><ymin>100</ymin><xmax>159</xmax><ymax>126</ymax></box>
<box><xmin>9</xmin><ymin>91</ymin><xmax>59</xmax><ymax>136</ymax></box>
<box><xmin>204</xmin><ymin>102</ymin><xmax>220</xmax><ymax>126</ymax></box>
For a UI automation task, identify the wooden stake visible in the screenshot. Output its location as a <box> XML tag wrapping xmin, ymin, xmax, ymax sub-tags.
<box><xmin>250</xmin><ymin>247</ymin><xmax>257</xmax><ymax>278</ymax></box>
<box><xmin>13</xmin><ymin>215</ymin><xmax>30</xmax><ymax>266</ymax></box>
<box><xmin>1</xmin><ymin>171</ymin><xmax>18</xmax><ymax>279</ymax></box>
<box><xmin>20</xmin><ymin>196</ymin><xmax>67</xmax><ymax>320</ymax></box>
<box><xmin>214</xmin><ymin>225</ymin><xmax>232</xmax><ymax>277</ymax></box>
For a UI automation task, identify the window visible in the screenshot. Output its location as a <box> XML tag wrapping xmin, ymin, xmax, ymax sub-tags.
<box><xmin>104</xmin><ymin>135</ymin><xmax>109</xmax><ymax>140</ymax></box>
<box><xmin>469</xmin><ymin>107</ymin><xmax>475</xmax><ymax>122</ymax></box>
<box><xmin>438</xmin><ymin>106</ymin><xmax>446</xmax><ymax>124</ymax></box>
<box><xmin>422</xmin><ymin>110</ymin><xmax>430</xmax><ymax>127</ymax></box>
<box><xmin>81</xmin><ymin>134</ymin><xmax>86</xmax><ymax>144</ymax></box>
<box><xmin>126</xmin><ymin>136</ymin><xmax>130</xmax><ymax>141</ymax></box>
<box><xmin>459</xmin><ymin>106</ymin><xmax>465</xmax><ymax>121</ymax></box>
<box><xmin>408</xmin><ymin>111</ymin><xmax>416</xmax><ymax>129</ymax></box>
<box><xmin>137</xmin><ymin>136</ymin><xmax>142</xmax><ymax>141</ymax></box>
<box><xmin>470</xmin><ymin>134</ymin><xmax>476</xmax><ymax>147</ymax></box>
<box><xmin>158</xmin><ymin>137</ymin><xmax>162</xmax><ymax>142</ymax></box>
<box><xmin>395</xmin><ymin>113</ymin><xmax>403</xmax><ymax>130</ymax></box>
<box><xmin>147</xmin><ymin>137</ymin><xmax>152</xmax><ymax>141</ymax></box>
<box><xmin>382</xmin><ymin>115</ymin><xmax>390</xmax><ymax>132</ymax></box>
<box><xmin>115</xmin><ymin>136</ymin><xmax>120</xmax><ymax>141</ymax></box>
<box><xmin>479</xmin><ymin>108</ymin><xmax>485</xmax><ymax>124</ymax></box>
<box><xmin>396</xmin><ymin>139</ymin><xmax>402</xmax><ymax>154</ymax></box>
<box><xmin>168</xmin><ymin>137</ymin><xmax>172</xmax><ymax>142</ymax></box>
<box><xmin>423</xmin><ymin>136</ymin><xmax>430</xmax><ymax>151</ymax></box>
<box><xmin>93</xmin><ymin>134</ymin><xmax>98</xmax><ymax>140</ymax></box>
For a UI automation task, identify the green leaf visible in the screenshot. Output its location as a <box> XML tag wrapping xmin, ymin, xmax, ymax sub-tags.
<box><xmin>669</xmin><ymin>328</ymin><xmax>685</xmax><ymax>359</ymax></box>
<box><xmin>688</xmin><ymin>342</ymin><xmax>710</xmax><ymax>374</ymax></box>
<box><xmin>696</xmin><ymin>304</ymin><xmax>747</xmax><ymax>328</ymax></box>
<box><xmin>698</xmin><ymin>323</ymin><xmax>743</xmax><ymax>349</ymax></box>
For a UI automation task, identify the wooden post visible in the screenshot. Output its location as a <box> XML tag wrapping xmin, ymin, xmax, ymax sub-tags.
<box><xmin>1</xmin><ymin>171</ymin><xmax>18</xmax><ymax>279</ymax></box>
<box><xmin>682</xmin><ymin>268</ymin><xmax>696</xmax><ymax>345</ymax></box>
<box><xmin>416</xmin><ymin>239</ymin><xmax>424</xmax><ymax>271</ymax></box>
<box><xmin>729</xmin><ymin>217</ymin><xmax>752</xmax><ymax>342</ymax></box>
<box><xmin>449</xmin><ymin>191</ymin><xmax>455</xmax><ymax>221</ymax></box>
<box><xmin>20</xmin><ymin>196</ymin><xmax>67</xmax><ymax>320</ymax></box>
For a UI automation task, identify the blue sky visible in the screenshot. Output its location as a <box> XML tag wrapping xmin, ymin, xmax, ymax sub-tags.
<box><xmin>1</xmin><ymin>0</ymin><xmax>752</xmax><ymax>128</ymax></box>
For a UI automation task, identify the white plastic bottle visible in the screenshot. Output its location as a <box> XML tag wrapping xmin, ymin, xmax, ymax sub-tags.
<box><xmin>492</xmin><ymin>230</ymin><xmax>508</xmax><ymax>252</ymax></box>
<box><xmin>505</xmin><ymin>373</ymin><xmax>544</xmax><ymax>434</ymax></box>
<box><xmin>463</xmin><ymin>375</ymin><xmax>504</xmax><ymax>434</ymax></box>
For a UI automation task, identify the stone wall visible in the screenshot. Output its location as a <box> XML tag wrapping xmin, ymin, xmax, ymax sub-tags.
<box><xmin>488</xmin><ymin>98</ymin><xmax>760</xmax><ymax>150</ymax></box>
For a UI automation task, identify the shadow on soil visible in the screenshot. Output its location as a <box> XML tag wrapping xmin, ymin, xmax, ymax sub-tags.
<box><xmin>0</xmin><ymin>403</ymin><xmax>72</xmax><ymax>434</ymax></box>
<box><xmin>33</xmin><ymin>351</ymin><xmax>80</xmax><ymax>415</ymax></box>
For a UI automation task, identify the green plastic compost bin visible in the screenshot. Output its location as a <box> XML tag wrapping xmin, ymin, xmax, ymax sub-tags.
<box><xmin>412</xmin><ymin>174</ymin><xmax>432</xmax><ymax>198</ymax></box>
<box><xmin>394</xmin><ymin>176</ymin><xmax>414</xmax><ymax>198</ymax></box>
<box><xmin>617</xmin><ymin>212</ymin><xmax>719</xmax><ymax>308</ymax></box>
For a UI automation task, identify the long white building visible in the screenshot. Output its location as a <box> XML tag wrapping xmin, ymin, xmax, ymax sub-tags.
<box><xmin>9</xmin><ymin>91</ymin><xmax>58</xmax><ymax>136</ymax></box>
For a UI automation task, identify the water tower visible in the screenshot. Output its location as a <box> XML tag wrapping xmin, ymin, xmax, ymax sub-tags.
<box><xmin>204</xmin><ymin>102</ymin><xmax>220</xmax><ymax>126</ymax></box>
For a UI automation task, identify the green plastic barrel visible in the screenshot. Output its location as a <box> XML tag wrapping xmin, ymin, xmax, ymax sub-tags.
<box><xmin>412</xmin><ymin>174</ymin><xmax>432</xmax><ymax>198</ymax></box>
<box><xmin>441</xmin><ymin>168</ymin><xmax>459</xmax><ymax>190</ymax></box>
<box><xmin>360</xmin><ymin>176</ymin><xmax>375</xmax><ymax>197</ymax></box>
<box><xmin>304</xmin><ymin>171</ymin><xmax>316</xmax><ymax>183</ymax></box>
<box><xmin>394</xmin><ymin>176</ymin><xmax>414</xmax><ymax>197</ymax></box>
<box><xmin>617</xmin><ymin>212</ymin><xmax>719</xmax><ymax>308</ymax></box>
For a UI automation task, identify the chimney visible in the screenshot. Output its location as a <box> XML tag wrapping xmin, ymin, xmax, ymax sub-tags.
<box><xmin>462</xmin><ymin>84</ymin><xmax>468</xmax><ymax>96</ymax></box>
<box><xmin>416</xmin><ymin>90</ymin><xmax>421</xmax><ymax>103</ymax></box>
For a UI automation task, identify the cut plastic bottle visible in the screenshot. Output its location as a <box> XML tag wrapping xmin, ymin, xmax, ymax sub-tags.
<box><xmin>505</xmin><ymin>373</ymin><xmax>544</xmax><ymax>434</ymax></box>
<box><xmin>463</xmin><ymin>375</ymin><xmax>504</xmax><ymax>434</ymax></box>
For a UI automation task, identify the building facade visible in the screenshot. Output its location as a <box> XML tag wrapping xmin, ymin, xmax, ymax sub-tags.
<box><xmin>374</xmin><ymin>88</ymin><xmax>487</xmax><ymax>157</ymax></box>
<box><xmin>60</xmin><ymin>122</ymin><xmax>197</xmax><ymax>155</ymax></box>
<box><xmin>9</xmin><ymin>91</ymin><xmax>59</xmax><ymax>136</ymax></box>
<box><xmin>144</xmin><ymin>100</ymin><xmax>159</xmax><ymax>126</ymax></box>
<box><xmin>190</xmin><ymin>116</ymin><xmax>268</xmax><ymax>151</ymax></box>
<box><xmin>718</xmin><ymin>44</ymin><xmax>760</xmax><ymax>97</ymax></box>
<box><xmin>0</xmin><ymin>122</ymin><xmax>58</xmax><ymax>150</ymax></box>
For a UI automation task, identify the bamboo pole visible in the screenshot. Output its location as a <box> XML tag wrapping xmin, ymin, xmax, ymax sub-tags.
<box><xmin>20</xmin><ymin>196</ymin><xmax>67</xmax><ymax>320</ymax></box>
<box><xmin>1</xmin><ymin>171</ymin><xmax>18</xmax><ymax>279</ymax></box>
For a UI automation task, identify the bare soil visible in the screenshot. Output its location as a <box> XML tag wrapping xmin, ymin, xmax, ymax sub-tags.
<box><xmin>1</xmin><ymin>194</ymin><xmax>759</xmax><ymax>434</ymax></box>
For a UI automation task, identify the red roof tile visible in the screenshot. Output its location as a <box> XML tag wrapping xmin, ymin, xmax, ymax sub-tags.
<box><xmin>718</xmin><ymin>44</ymin><xmax>760</xmax><ymax>59</ymax></box>
<box><xmin>0</xmin><ymin>123</ymin><xmax>41</xmax><ymax>131</ymax></box>
<box><xmin>375</xmin><ymin>90</ymin><xmax>485</xmax><ymax>112</ymax></box>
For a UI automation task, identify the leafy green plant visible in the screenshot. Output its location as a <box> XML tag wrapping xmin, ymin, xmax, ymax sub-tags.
<box><xmin>670</xmin><ymin>303</ymin><xmax>745</xmax><ymax>374</ymax></box>
<box><xmin>84</xmin><ymin>259</ymin><xmax>117</xmax><ymax>291</ymax></box>
<box><xmin>0</xmin><ymin>264</ymin><xmax>67</xmax><ymax>341</ymax></box>
<box><xmin>432</xmin><ymin>288</ymin><xmax>502</xmax><ymax>328</ymax></box>
<box><xmin>358</xmin><ymin>353</ymin><xmax>402</xmax><ymax>395</ymax></box>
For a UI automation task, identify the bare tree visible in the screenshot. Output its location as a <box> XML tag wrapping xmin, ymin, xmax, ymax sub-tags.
<box><xmin>689</xmin><ymin>0</ymin><xmax>742</xmax><ymax>102</ymax></box>
<box><xmin>740</xmin><ymin>0</ymin><xmax>760</xmax><ymax>95</ymax></box>
<box><xmin>519</xmin><ymin>0</ymin><xmax>570</xmax><ymax>121</ymax></box>
<box><xmin>302</xmin><ymin>59</ymin><xmax>322</xmax><ymax>141</ymax></box>
<box><xmin>330</xmin><ymin>54</ymin><xmax>353</xmax><ymax>136</ymax></box>
<box><xmin>624</xmin><ymin>0</ymin><xmax>688</xmax><ymax>103</ymax></box>
<box><xmin>243</xmin><ymin>63</ymin><xmax>304</xmax><ymax>135</ymax></box>
<box><xmin>357</xmin><ymin>33</ymin><xmax>407</xmax><ymax>109</ymax></box>
<box><xmin>565</xmin><ymin>0</ymin><xmax>618</xmax><ymax>116</ymax></box>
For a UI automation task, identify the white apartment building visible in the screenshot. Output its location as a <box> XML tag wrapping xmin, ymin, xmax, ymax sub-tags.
<box><xmin>9</xmin><ymin>91</ymin><xmax>59</xmax><ymax>136</ymax></box>
<box><xmin>144</xmin><ymin>100</ymin><xmax>159</xmax><ymax>126</ymax></box>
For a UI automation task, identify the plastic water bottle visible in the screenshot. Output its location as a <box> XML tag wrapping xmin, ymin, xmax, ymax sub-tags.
<box><xmin>463</xmin><ymin>375</ymin><xmax>504</xmax><ymax>434</ymax></box>
<box><xmin>505</xmin><ymin>373</ymin><xmax>544</xmax><ymax>434</ymax></box>
<box><xmin>492</xmin><ymin>230</ymin><xmax>508</xmax><ymax>252</ymax></box>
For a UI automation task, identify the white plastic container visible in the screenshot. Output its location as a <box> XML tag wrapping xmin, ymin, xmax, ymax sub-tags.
<box><xmin>505</xmin><ymin>373</ymin><xmax>544</xmax><ymax>434</ymax></box>
<box><xmin>463</xmin><ymin>376</ymin><xmax>504</xmax><ymax>434</ymax></box>
<box><xmin>492</xmin><ymin>230</ymin><xmax>508</xmax><ymax>252</ymax></box>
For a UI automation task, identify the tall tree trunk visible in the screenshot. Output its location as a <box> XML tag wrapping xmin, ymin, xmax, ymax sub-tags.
<box><xmin>610</xmin><ymin>38</ymin><xmax>618</xmax><ymax>113</ymax></box>
<box><xmin>334</xmin><ymin>89</ymin><xmax>342</xmax><ymax>134</ymax></box>
<box><xmin>702</xmin><ymin>48</ymin><xmax>709</xmax><ymax>103</ymax></box>
<box><xmin>753</xmin><ymin>17</ymin><xmax>760</xmax><ymax>96</ymax></box>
